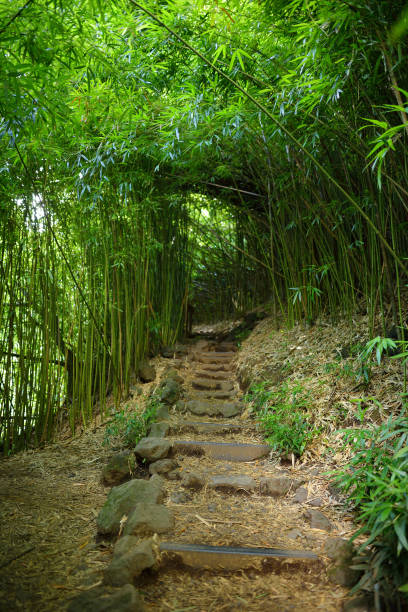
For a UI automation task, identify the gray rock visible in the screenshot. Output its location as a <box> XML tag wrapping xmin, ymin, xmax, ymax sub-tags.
<box><xmin>209</xmin><ymin>475</ymin><xmax>256</xmax><ymax>492</ymax></box>
<box><xmin>181</xmin><ymin>472</ymin><xmax>205</xmax><ymax>489</ymax></box>
<box><xmin>327</xmin><ymin>563</ymin><xmax>361</xmax><ymax>587</ymax></box>
<box><xmin>149</xmin><ymin>459</ymin><xmax>178</xmax><ymax>475</ymax></box>
<box><xmin>324</xmin><ymin>537</ymin><xmax>354</xmax><ymax>561</ymax></box>
<box><xmin>135</xmin><ymin>437</ymin><xmax>171</xmax><ymax>462</ymax></box>
<box><xmin>170</xmin><ymin>491</ymin><xmax>192</xmax><ymax>504</ymax></box>
<box><xmin>159</xmin><ymin>379</ymin><xmax>180</xmax><ymax>405</ymax></box>
<box><xmin>185</xmin><ymin>400</ymin><xmax>241</xmax><ymax>417</ymax></box>
<box><xmin>175</xmin><ymin>400</ymin><xmax>186</xmax><ymax>412</ymax></box>
<box><xmin>102</xmin><ymin>452</ymin><xmax>136</xmax><ymax>486</ymax></box>
<box><xmin>67</xmin><ymin>584</ymin><xmax>144</xmax><ymax>612</ymax></box>
<box><xmin>96</xmin><ymin>475</ymin><xmax>164</xmax><ymax>535</ymax></box>
<box><xmin>309</xmin><ymin>497</ymin><xmax>323</xmax><ymax>507</ymax></box>
<box><xmin>138</xmin><ymin>361</ymin><xmax>156</xmax><ymax>383</ymax></box>
<box><xmin>103</xmin><ymin>538</ymin><xmax>155</xmax><ymax>586</ymax></box>
<box><xmin>167</xmin><ymin>469</ymin><xmax>181</xmax><ymax>480</ymax></box>
<box><xmin>287</xmin><ymin>529</ymin><xmax>303</xmax><ymax>540</ymax></box>
<box><xmin>293</xmin><ymin>486</ymin><xmax>308</xmax><ymax>503</ymax></box>
<box><xmin>260</xmin><ymin>476</ymin><xmax>292</xmax><ymax>497</ymax></box>
<box><xmin>155</xmin><ymin>405</ymin><xmax>170</xmax><ymax>420</ymax></box>
<box><xmin>305</xmin><ymin>509</ymin><xmax>332</xmax><ymax>532</ymax></box>
<box><xmin>123</xmin><ymin>503</ymin><xmax>174</xmax><ymax>536</ymax></box>
<box><xmin>163</xmin><ymin>368</ymin><xmax>184</xmax><ymax>384</ymax></box>
<box><xmin>148</xmin><ymin>422</ymin><xmax>169</xmax><ymax>438</ymax></box>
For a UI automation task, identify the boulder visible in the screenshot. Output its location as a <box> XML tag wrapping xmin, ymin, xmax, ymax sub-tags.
<box><xmin>181</xmin><ymin>472</ymin><xmax>205</xmax><ymax>489</ymax></box>
<box><xmin>102</xmin><ymin>451</ymin><xmax>136</xmax><ymax>486</ymax></box>
<box><xmin>96</xmin><ymin>475</ymin><xmax>164</xmax><ymax>535</ymax></box>
<box><xmin>138</xmin><ymin>361</ymin><xmax>156</xmax><ymax>383</ymax></box>
<box><xmin>305</xmin><ymin>509</ymin><xmax>332</xmax><ymax>532</ymax></box>
<box><xmin>159</xmin><ymin>379</ymin><xmax>180</xmax><ymax>405</ymax></box>
<box><xmin>123</xmin><ymin>503</ymin><xmax>174</xmax><ymax>536</ymax></box>
<box><xmin>260</xmin><ymin>476</ymin><xmax>292</xmax><ymax>497</ymax></box>
<box><xmin>170</xmin><ymin>490</ymin><xmax>192</xmax><ymax>504</ymax></box>
<box><xmin>293</xmin><ymin>486</ymin><xmax>308</xmax><ymax>503</ymax></box>
<box><xmin>155</xmin><ymin>405</ymin><xmax>170</xmax><ymax>421</ymax></box>
<box><xmin>135</xmin><ymin>437</ymin><xmax>171</xmax><ymax>462</ymax></box>
<box><xmin>149</xmin><ymin>459</ymin><xmax>178</xmax><ymax>476</ymax></box>
<box><xmin>103</xmin><ymin>537</ymin><xmax>155</xmax><ymax>587</ymax></box>
<box><xmin>325</xmin><ymin>537</ymin><xmax>361</xmax><ymax>587</ymax></box>
<box><xmin>209</xmin><ymin>475</ymin><xmax>256</xmax><ymax>492</ymax></box>
<box><xmin>148</xmin><ymin>422</ymin><xmax>169</xmax><ymax>438</ymax></box>
<box><xmin>67</xmin><ymin>584</ymin><xmax>144</xmax><ymax>612</ymax></box>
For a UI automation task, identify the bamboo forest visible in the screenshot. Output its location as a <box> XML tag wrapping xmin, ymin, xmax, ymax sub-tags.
<box><xmin>1</xmin><ymin>1</ymin><xmax>408</xmax><ymax>610</ymax></box>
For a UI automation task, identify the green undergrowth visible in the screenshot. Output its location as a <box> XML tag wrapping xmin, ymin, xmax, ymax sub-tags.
<box><xmin>244</xmin><ymin>381</ymin><xmax>318</xmax><ymax>457</ymax></box>
<box><xmin>333</xmin><ymin>407</ymin><xmax>408</xmax><ymax>610</ymax></box>
<box><xmin>103</xmin><ymin>397</ymin><xmax>160</xmax><ymax>448</ymax></box>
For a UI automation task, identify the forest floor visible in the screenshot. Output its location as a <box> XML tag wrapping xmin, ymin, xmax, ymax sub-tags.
<box><xmin>0</xmin><ymin>310</ymin><xmax>403</xmax><ymax>611</ymax></box>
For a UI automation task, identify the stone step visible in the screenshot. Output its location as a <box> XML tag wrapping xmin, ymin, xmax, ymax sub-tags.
<box><xmin>159</xmin><ymin>542</ymin><xmax>318</xmax><ymax>570</ymax></box>
<box><xmin>191</xmin><ymin>379</ymin><xmax>234</xmax><ymax>392</ymax></box>
<box><xmin>188</xmin><ymin>389</ymin><xmax>236</xmax><ymax>400</ymax></box>
<box><xmin>172</xmin><ymin>440</ymin><xmax>270</xmax><ymax>461</ymax></box>
<box><xmin>171</xmin><ymin>421</ymin><xmax>244</xmax><ymax>435</ymax></box>
<box><xmin>195</xmin><ymin>353</ymin><xmax>235</xmax><ymax>365</ymax></box>
<box><xmin>214</xmin><ymin>343</ymin><xmax>238</xmax><ymax>352</ymax></box>
<box><xmin>185</xmin><ymin>400</ymin><xmax>242</xmax><ymax>417</ymax></box>
<box><xmin>198</xmin><ymin>363</ymin><xmax>232</xmax><ymax>372</ymax></box>
<box><xmin>195</xmin><ymin>369</ymin><xmax>231</xmax><ymax>380</ymax></box>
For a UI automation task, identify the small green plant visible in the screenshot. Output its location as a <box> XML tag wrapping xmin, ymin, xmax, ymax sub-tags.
<box><xmin>103</xmin><ymin>398</ymin><xmax>160</xmax><ymax>448</ymax></box>
<box><xmin>245</xmin><ymin>381</ymin><xmax>317</xmax><ymax>457</ymax></box>
<box><xmin>333</xmin><ymin>409</ymin><xmax>408</xmax><ymax>608</ymax></box>
<box><xmin>355</xmin><ymin>336</ymin><xmax>398</xmax><ymax>383</ymax></box>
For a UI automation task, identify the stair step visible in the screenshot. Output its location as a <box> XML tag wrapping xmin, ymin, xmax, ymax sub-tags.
<box><xmin>171</xmin><ymin>421</ymin><xmax>243</xmax><ymax>434</ymax></box>
<box><xmin>172</xmin><ymin>440</ymin><xmax>270</xmax><ymax>461</ymax></box>
<box><xmin>185</xmin><ymin>400</ymin><xmax>242</xmax><ymax>417</ymax></box>
<box><xmin>196</xmin><ymin>370</ymin><xmax>231</xmax><ymax>380</ymax></box>
<box><xmin>188</xmin><ymin>389</ymin><xmax>236</xmax><ymax>400</ymax></box>
<box><xmin>195</xmin><ymin>353</ymin><xmax>235</xmax><ymax>364</ymax></box>
<box><xmin>198</xmin><ymin>363</ymin><xmax>232</xmax><ymax>372</ymax></box>
<box><xmin>159</xmin><ymin>542</ymin><xmax>318</xmax><ymax>569</ymax></box>
<box><xmin>192</xmin><ymin>379</ymin><xmax>234</xmax><ymax>391</ymax></box>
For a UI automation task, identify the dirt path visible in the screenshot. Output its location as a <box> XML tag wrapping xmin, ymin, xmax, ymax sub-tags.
<box><xmin>0</xmin><ymin>337</ymin><xmax>354</xmax><ymax>611</ymax></box>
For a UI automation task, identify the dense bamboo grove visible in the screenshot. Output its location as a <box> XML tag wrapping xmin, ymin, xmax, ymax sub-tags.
<box><xmin>1</xmin><ymin>0</ymin><xmax>408</xmax><ymax>456</ymax></box>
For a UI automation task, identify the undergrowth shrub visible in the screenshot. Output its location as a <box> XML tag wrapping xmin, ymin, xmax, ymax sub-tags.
<box><xmin>245</xmin><ymin>381</ymin><xmax>317</xmax><ymax>457</ymax></box>
<box><xmin>103</xmin><ymin>398</ymin><xmax>160</xmax><ymax>448</ymax></box>
<box><xmin>333</xmin><ymin>409</ymin><xmax>408</xmax><ymax>610</ymax></box>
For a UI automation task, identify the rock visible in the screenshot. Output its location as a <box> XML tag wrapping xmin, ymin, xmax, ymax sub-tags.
<box><xmin>164</xmin><ymin>369</ymin><xmax>184</xmax><ymax>384</ymax></box>
<box><xmin>155</xmin><ymin>405</ymin><xmax>170</xmax><ymax>420</ymax></box>
<box><xmin>305</xmin><ymin>509</ymin><xmax>332</xmax><ymax>532</ymax></box>
<box><xmin>175</xmin><ymin>400</ymin><xmax>186</xmax><ymax>412</ymax></box>
<box><xmin>149</xmin><ymin>459</ymin><xmax>178</xmax><ymax>475</ymax></box>
<box><xmin>67</xmin><ymin>584</ymin><xmax>144</xmax><ymax>612</ymax></box>
<box><xmin>207</xmin><ymin>503</ymin><xmax>217</xmax><ymax>512</ymax></box>
<box><xmin>324</xmin><ymin>537</ymin><xmax>354</xmax><ymax>561</ymax></box>
<box><xmin>170</xmin><ymin>491</ymin><xmax>192</xmax><ymax>504</ymax></box>
<box><xmin>103</xmin><ymin>538</ymin><xmax>155</xmax><ymax>586</ymax></box>
<box><xmin>138</xmin><ymin>361</ymin><xmax>156</xmax><ymax>383</ymax></box>
<box><xmin>181</xmin><ymin>472</ymin><xmax>205</xmax><ymax>489</ymax></box>
<box><xmin>209</xmin><ymin>475</ymin><xmax>256</xmax><ymax>492</ymax></box>
<box><xmin>135</xmin><ymin>437</ymin><xmax>171</xmax><ymax>462</ymax></box>
<box><xmin>185</xmin><ymin>400</ymin><xmax>241</xmax><ymax>417</ymax></box>
<box><xmin>102</xmin><ymin>452</ymin><xmax>136</xmax><ymax>486</ymax></box>
<box><xmin>293</xmin><ymin>486</ymin><xmax>308</xmax><ymax>503</ymax></box>
<box><xmin>167</xmin><ymin>469</ymin><xmax>181</xmax><ymax>480</ymax></box>
<box><xmin>123</xmin><ymin>503</ymin><xmax>174</xmax><ymax>536</ymax></box>
<box><xmin>96</xmin><ymin>476</ymin><xmax>164</xmax><ymax>535</ymax></box>
<box><xmin>259</xmin><ymin>476</ymin><xmax>292</xmax><ymax>497</ymax></box>
<box><xmin>159</xmin><ymin>379</ymin><xmax>180</xmax><ymax>405</ymax></box>
<box><xmin>327</xmin><ymin>563</ymin><xmax>361</xmax><ymax>587</ymax></box>
<box><xmin>161</xmin><ymin>345</ymin><xmax>188</xmax><ymax>358</ymax></box>
<box><xmin>148</xmin><ymin>422</ymin><xmax>169</xmax><ymax>438</ymax></box>
<box><xmin>309</xmin><ymin>497</ymin><xmax>323</xmax><ymax>507</ymax></box>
